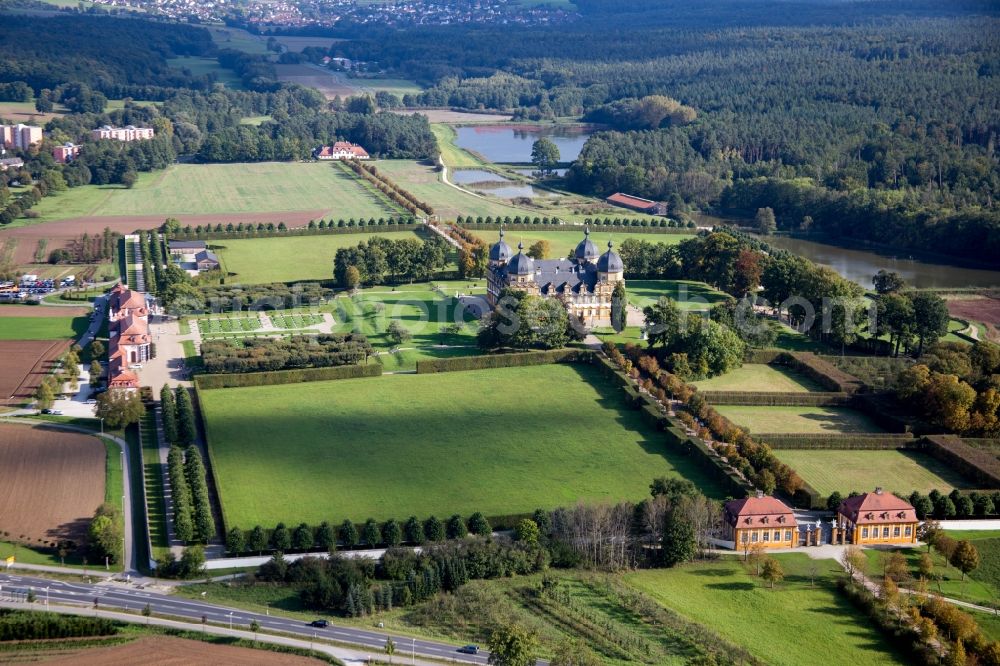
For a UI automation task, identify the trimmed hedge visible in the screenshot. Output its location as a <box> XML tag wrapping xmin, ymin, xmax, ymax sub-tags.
<box><xmin>779</xmin><ymin>352</ymin><xmax>866</xmax><ymax>394</ymax></box>
<box><xmin>761</xmin><ymin>433</ymin><xmax>918</xmax><ymax>449</ymax></box>
<box><xmin>195</xmin><ymin>362</ymin><xmax>381</xmax><ymax>389</ymax></box>
<box><xmin>745</xmin><ymin>349</ymin><xmax>785</xmax><ymax>364</ymax></box>
<box><xmin>415</xmin><ymin>349</ymin><xmax>591</xmax><ymax>373</ymax></box>
<box><xmin>923</xmin><ymin>435</ymin><xmax>1000</xmax><ymax>488</ymax></box>
<box><xmin>698</xmin><ymin>391</ymin><xmax>852</xmax><ymax>406</ymax></box>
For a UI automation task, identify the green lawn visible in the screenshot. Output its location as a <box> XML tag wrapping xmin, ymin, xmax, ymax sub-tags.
<box><xmin>863</xmin><ymin>543</ymin><xmax>999</xmax><ymax>609</ymax></box>
<box><xmin>213</xmin><ymin>230</ymin><xmax>422</xmax><ymax>283</ymax></box>
<box><xmin>626</xmin><ymin>554</ymin><xmax>909</xmax><ymax>666</ymax></box>
<box><xmin>626</xmin><ymin>279</ymin><xmax>730</xmax><ymax>311</ymax></box>
<box><xmin>201</xmin><ymin>363</ymin><xmax>727</xmax><ymax>528</ymax></box>
<box><xmin>28</xmin><ymin>163</ymin><xmax>400</xmax><ymax>222</ymax></box>
<box><xmin>714</xmin><ymin>405</ymin><xmax>885</xmax><ymax>434</ymax></box>
<box><xmin>773</xmin><ymin>449</ymin><xmax>975</xmax><ymax>495</ymax></box>
<box><xmin>691</xmin><ymin>364</ymin><xmax>822</xmax><ymax>392</ymax></box>
<box><xmin>0</xmin><ymin>315</ymin><xmax>89</xmax><ymax>340</ymax></box>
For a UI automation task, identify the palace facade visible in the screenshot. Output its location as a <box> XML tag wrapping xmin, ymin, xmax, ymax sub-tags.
<box><xmin>486</xmin><ymin>228</ymin><xmax>624</xmax><ymax>327</ymax></box>
<box><xmin>723</xmin><ymin>492</ymin><xmax>799</xmax><ymax>549</ymax></box>
<box><xmin>837</xmin><ymin>488</ymin><xmax>918</xmax><ymax>545</ymax></box>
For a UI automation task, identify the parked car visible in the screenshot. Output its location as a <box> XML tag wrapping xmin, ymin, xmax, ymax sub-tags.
<box><xmin>85</xmin><ymin>398</ymin><xmax>97</xmax><ymax>405</ymax></box>
<box><xmin>309</xmin><ymin>619</ymin><xmax>329</xmax><ymax>628</ymax></box>
<box><xmin>49</xmin><ymin>410</ymin><xmax>63</xmax><ymax>415</ymax></box>
<box><xmin>40</xmin><ymin>408</ymin><xmax>52</xmax><ymax>414</ymax></box>
<box><xmin>458</xmin><ymin>645</ymin><xmax>480</xmax><ymax>655</ymax></box>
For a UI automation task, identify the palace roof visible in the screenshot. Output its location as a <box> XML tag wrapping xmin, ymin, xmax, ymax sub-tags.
<box><xmin>838</xmin><ymin>489</ymin><xmax>917</xmax><ymax>525</ymax></box>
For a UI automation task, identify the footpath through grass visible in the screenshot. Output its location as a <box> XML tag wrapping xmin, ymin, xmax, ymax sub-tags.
<box><xmin>773</xmin><ymin>449</ymin><xmax>976</xmax><ymax>496</ymax></box>
<box><xmin>626</xmin><ymin>554</ymin><xmax>909</xmax><ymax>666</ymax></box>
<box><xmin>201</xmin><ymin>363</ymin><xmax>727</xmax><ymax>528</ymax></box>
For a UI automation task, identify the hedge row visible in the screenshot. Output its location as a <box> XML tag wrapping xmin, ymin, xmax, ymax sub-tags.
<box><xmin>851</xmin><ymin>393</ymin><xmax>915</xmax><ymax>434</ymax></box>
<box><xmin>698</xmin><ymin>391</ymin><xmax>852</xmax><ymax>407</ymax></box>
<box><xmin>195</xmin><ymin>362</ymin><xmax>381</xmax><ymax>389</ymax></box>
<box><xmin>923</xmin><ymin>435</ymin><xmax>1000</xmax><ymax>489</ymax></box>
<box><xmin>458</xmin><ymin>222</ymin><xmax>692</xmax><ymax>234</ymax></box>
<box><xmin>761</xmin><ymin>433</ymin><xmax>918</xmax><ymax>450</ymax></box>
<box><xmin>415</xmin><ymin>349</ymin><xmax>591</xmax><ymax>373</ymax></box>
<box><xmin>169</xmin><ymin>222</ymin><xmax>419</xmax><ymax>241</ymax></box>
<box><xmin>745</xmin><ymin>349</ymin><xmax>785</xmax><ymax>364</ymax></box>
<box><xmin>778</xmin><ymin>352</ymin><xmax>866</xmax><ymax>394</ymax></box>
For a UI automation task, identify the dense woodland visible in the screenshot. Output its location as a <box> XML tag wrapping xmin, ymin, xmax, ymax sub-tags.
<box><xmin>329</xmin><ymin>1</ymin><xmax>1000</xmax><ymax>263</ymax></box>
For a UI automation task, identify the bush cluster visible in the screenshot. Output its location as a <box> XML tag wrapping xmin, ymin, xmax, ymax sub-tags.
<box><xmin>200</xmin><ymin>334</ymin><xmax>374</xmax><ymax>375</ymax></box>
<box><xmin>0</xmin><ymin>611</ymin><xmax>117</xmax><ymax>641</ymax></box>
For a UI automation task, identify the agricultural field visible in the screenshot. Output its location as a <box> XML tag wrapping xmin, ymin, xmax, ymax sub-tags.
<box><xmin>213</xmin><ymin>230</ymin><xmax>422</xmax><ymax>284</ymax></box>
<box><xmin>207</xmin><ymin>25</ymin><xmax>270</xmax><ymax>54</ymax></box>
<box><xmin>714</xmin><ymin>405</ymin><xmax>886</xmax><ymax>434</ymax></box>
<box><xmin>275</xmin><ymin>64</ymin><xmax>420</xmax><ymax>99</ymax></box>
<box><xmin>0</xmin><ymin>423</ymin><xmax>105</xmax><ymax>546</ymax></box>
<box><xmin>0</xmin><ymin>100</ymin><xmax>66</xmax><ymax>123</ymax></box>
<box><xmin>26</xmin><ymin>163</ymin><xmax>398</xmax><ymax>223</ymax></box>
<box><xmin>691</xmin><ymin>364</ymin><xmax>823</xmax><ymax>392</ymax></box>
<box><xmin>0</xmin><ymin>314</ymin><xmax>89</xmax><ymax>340</ymax></box>
<box><xmin>773</xmin><ymin>449</ymin><xmax>975</xmax><ymax>495</ymax></box>
<box><xmin>201</xmin><ymin>363</ymin><xmax>727</xmax><ymax>528</ymax></box>
<box><xmin>626</xmin><ymin>554</ymin><xmax>909</xmax><ymax>666</ymax></box>
<box><xmin>0</xmin><ymin>340</ymin><xmax>70</xmax><ymax>407</ymax></box>
<box><xmin>167</xmin><ymin>56</ymin><xmax>246</xmax><ymax>89</ymax></box>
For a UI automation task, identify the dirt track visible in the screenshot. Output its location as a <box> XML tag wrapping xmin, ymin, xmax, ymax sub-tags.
<box><xmin>0</xmin><ymin>339</ymin><xmax>70</xmax><ymax>406</ymax></box>
<box><xmin>37</xmin><ymin>635</ymin><xmax>325</xmax><ymax>665</ymax></box>
<box><xmin>0</xmin><ymin>212</ymin><xmax>321</xmax><ymax>264</ymax></box>
<box><xmin>947</xmin><ymin>296</ymin><xmax>1000</xmax><ymax>342</ymax></box>
<box><xmin>0</xmin><ymin>423</ymin><xmax>105</xmax><ymax>544</ymax></box>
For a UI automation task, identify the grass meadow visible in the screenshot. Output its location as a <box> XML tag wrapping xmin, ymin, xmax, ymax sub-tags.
<box><xmin>0</xmin><ymin>315</ymin><xmax>89</xmax><ymax>340</ymax></box>
<box><xmin>626</xmin><ymin>554</ymin><xmax>909</xmax><ymax>666</ymax></box>
<box><xmin>167</xmin><ymin>56</ymin><xmax>246</xmax><ymax>89</ymax></box>
<box><xmin>625</xmin><ymin>279</ymin><xmax>730</xmax><ymax>311</ymax></box>
<box><xmin>690</xmin><ymin>364</ymin><xmax>823</xmax><ymax>392</ymax></box>
<box><xmin>28</xmin><ymin>163</ymin><xmax>399</xmax><ymax>222</ymax></box>
<box><xmin>773</xmin><ymin>449</ymin><xmax>975</xmax><ymax>495</ymax></box>
<box><xmin>713</xmin><ymin>405</ymin><xmax>886</xmax><ymax>434</ymax></box>
<box><xmin>200</xmin><ymin>363</ymin><xmax>727</xmax><ymax>528</ymax></box>
<box><xmin>212</xmin><ymin>230</ymin><xmax>422</xmax><ymax>284</ymax></box>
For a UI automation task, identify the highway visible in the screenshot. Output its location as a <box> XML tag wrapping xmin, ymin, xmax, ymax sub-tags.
<box><xmin>0</xmin><ymin>571</ymin><xmax>506</xmax><ymax>664</ymax></box>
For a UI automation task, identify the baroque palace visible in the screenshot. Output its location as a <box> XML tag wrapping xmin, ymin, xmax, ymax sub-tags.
<box><xmin>486</xmin><ymin>228</ymin><xmax>624</xmax><ymax>327</ymax></box>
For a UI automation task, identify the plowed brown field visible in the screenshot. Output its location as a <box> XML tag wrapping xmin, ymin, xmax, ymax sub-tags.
<box><xmin>0</xmin><ymin>339</ymin><xmax>70</xmax><ymax>406</ymax></box>
<box><xmin>36</xmin><ymin>635</ymin><xmax>325</xmax><ymax>665</ymax></box>
<box><xmin>0</xmin><ymin>423</ymin><xmax>105</xmax><ymax>544</ymax></box>
<box><xmin>947</xmin><ymin>296</ymin><xmax>1000</xmax><ymax>342</ymax></box>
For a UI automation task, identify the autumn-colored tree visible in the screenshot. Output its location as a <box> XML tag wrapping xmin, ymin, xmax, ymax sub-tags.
<box><xmin>841</xmin><ymin>546</ymin><xmax>867</xmax><ymax>578</ymax></box>
<box><xmin>761</xmin><ymin>557</ymin><xmax>784</xmax><ymax>589</ymax></box>
<box><xmin>526</xmin><ymin>240</ymin><xmax>550</xmax><ymax>260</ymax></box>
<box><xmin>732</xmin><ymin>249</ymin><xmax>763</xmax><ymax>296</ymax></box>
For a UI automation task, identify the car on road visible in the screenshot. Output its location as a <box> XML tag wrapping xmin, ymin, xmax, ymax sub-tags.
<box><xmin>309</xmin><ymin>619</ymin><xmax>329</xmax><ymax>628</ymax></box>
<box><xmin>49</xmin><ymin>410</ymin><xmax>63</xmax><ymax>415</ymax></box>
<box><xmin>458</xmin><ymin>645</ymin><xmax>480</xmax><ymax>655</ymax></box>
<box><xmin>85</xmin><ymin>398</ymin><xmax>97</xmax><ymax>405</ymax></box>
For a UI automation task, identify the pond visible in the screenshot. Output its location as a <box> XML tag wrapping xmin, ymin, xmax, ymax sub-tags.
<box><xmin>454</xmin><ymin>124</ymin><xmax>594</xmax><ymax>163</ymax></box>
<box><xmin>451</xmin><ymin>168</ymin><xmax>561</xmax><ymax>200</ymax></box>
<box><xmin>763</xmin><ymin>235</ymin><xmax>1000</xmax><ymax>290</ymax></box>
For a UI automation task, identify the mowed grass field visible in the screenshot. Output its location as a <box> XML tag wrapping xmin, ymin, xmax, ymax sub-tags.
<box><xmin>28</xmin><ymin>163</ymin><xmax>399</xmax><ymax>222</ymax></box>
<box><xmin>773</xmin><ymin>449</ymin><xmax>975</xmax><ymax>495</ymax></box>
<box><xmin>213</xmin><ymin>230</ymin><xmax>423</xmax><ymax>284</ymax></box>
<box><xmin>626</xmin><ymin>279</ymin><xmax>730</xmax><ymax>311</ymax></box>
<box><xmin>626</xmin><ymin>555</ymin><xmax>908</xmax><ymax>666</ymax></box>
<box><xmin>201</xmin><ymin>363</ymin><xmax>727</xmax><ymax>528</ymax></box>
<box><xmin>691</xmin><ymin>364</ymin><xmax>823</xmax><ymax>392</ymax></box>
<box><xmin>714</xmin><ymin>405</ymin><xmax>885</xmax><ymax>434</ymax></box>
<box><xmin>0</xmin><ymin>315</ymin><xmax>88</xmax><ymax>340</ymax></box>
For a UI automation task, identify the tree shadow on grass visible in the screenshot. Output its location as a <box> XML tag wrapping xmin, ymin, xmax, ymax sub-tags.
<box><xmin>704</xmin><ymin>581</ymin><xmax>755</xmax><ymax>591</ymax></box>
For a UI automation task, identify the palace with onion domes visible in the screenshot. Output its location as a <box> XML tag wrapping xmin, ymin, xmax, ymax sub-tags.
<box><xmin>485</xmin><ymin>228</ymin><xmax>625</xmax><ymax>327</ymax></box>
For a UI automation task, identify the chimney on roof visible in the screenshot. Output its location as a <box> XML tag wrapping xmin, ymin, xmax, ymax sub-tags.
<box><xmin>755</xmin><ymin>490</ymin><xmax>764</xmax><ymax>499</ymax></box>
<box><xmin>875</xmin><ymin>487</ymin><xmax>883</xmax><ymax>495</ymax></box>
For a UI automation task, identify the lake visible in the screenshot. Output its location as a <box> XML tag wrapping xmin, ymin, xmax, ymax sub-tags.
<box><xmin>764</xmin><ymin>235</ymin><xmax>1000</xmax><ymax>289</ymax></box>
<box><xmin>454</xmin><ymin>124</ymin><xmax>594</xmax><ymax>163</ymax></box>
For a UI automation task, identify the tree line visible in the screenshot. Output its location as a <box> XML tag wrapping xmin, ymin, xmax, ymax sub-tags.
<box><xmin>333</xmin><ymin>235</ymin><xmax>449</xmax><ymax>287</ymax></box>
<box><xmin>161</xmin><ymin>385</ymin><xmax>216</xmax><ymax>544</ymax></box>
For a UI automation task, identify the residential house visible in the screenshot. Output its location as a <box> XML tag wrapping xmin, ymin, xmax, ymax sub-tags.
<box><xmin>837</xmin><ymin>488</ymin><xmax>918</xmax><ymax>545</ymax></box>
<box><xmin>315</xmin><ymin>141</ymin><xmax>370</xmax><ymax>160</ymax></box>
<box><xmin>0</xmin><ymin>157</ymin><xmax>25</xmax><ymax>170</ymax></box>
<box><xmin>53</xmin><ymin>143</ymin><xmax>81</xmax><ymax>164</ymax></box>
<box><xmin>194</xmin><ymin>249</ymin><xmax>220</xmax><ymax>271</ymax></box>
<box><xmin>722</xmin><ymin>492</ymin><xmax>798</xmax><ymax>549</ymax></box>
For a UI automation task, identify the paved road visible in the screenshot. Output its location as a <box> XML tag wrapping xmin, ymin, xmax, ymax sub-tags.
<box><xmin>0</xmin><ymin>571</ymin><xmax>522</xmax><ymax>665</ymax></box>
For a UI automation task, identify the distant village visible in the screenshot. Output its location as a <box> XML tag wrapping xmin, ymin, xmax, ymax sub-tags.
<box><xmin>76</xmin><ymin>0</ymin><xmax>577</xmax><ymax>29</ymax></box>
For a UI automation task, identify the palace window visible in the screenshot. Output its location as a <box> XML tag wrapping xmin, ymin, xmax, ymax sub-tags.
<box><xmin>862</xmin><ymin>527</ymin><xmax>869</xmax><ymax>538</ymax></box>
<box><xmin>741</xmin><ymin>532</ymin><xmax>749</xmax><ymax>543</ymax></box>
<box><xmin>785</xmin><ymin>530</ymin><xmax>792</xmax><ymax>541</ymax></box>
<box><xmin>893</xmin><ymin>526</ymin><xmax>900</xmax><ymax>537</ymax></box>
<box><xmin>905</xmin><ymin>526</ymin><xmax>912</xmax><ymax>536</ymax></box>
<box><xmin>774</xmin><ymin>530</ymin><xmax>781</xmax><ymax>541</ymax></box>
<box><xmin>762</xmin><ymin>531</ymin><xmax>769</xmax><ymax>542</ymax></box>
<box><xmin>882</xmin><ymin>527</ymin><xmax>890</xmax><ymax>538</ymax></box>
<box><xmin>751</xmin><ymin>532</ymin><xmax>758</xmax><ymax>542</ymax></box>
